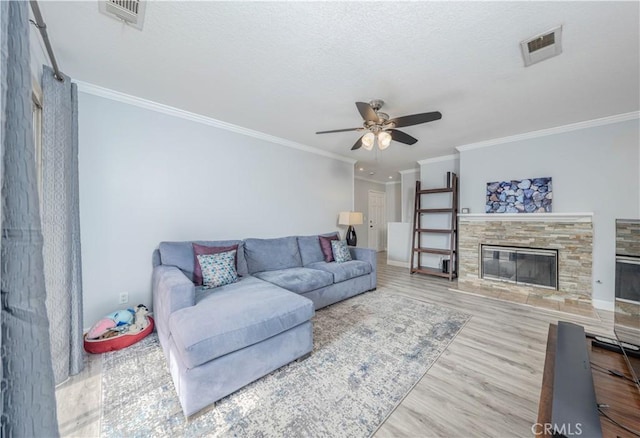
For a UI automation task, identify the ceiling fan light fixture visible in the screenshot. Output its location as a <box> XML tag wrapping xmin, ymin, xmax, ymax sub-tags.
<box><xmin>316</xmin><ymin>100</ymin><xmax>442</xmax><ymax>152</ymax></box>
<box><xmin>378</xmin><ymin>131</ymin><xmax>392</xmax><ymax>150</ymax></box>
<box><xmin>362</xmin><ymin>132</ymin><xmax>375</xmax><ymax>150</ymax></box>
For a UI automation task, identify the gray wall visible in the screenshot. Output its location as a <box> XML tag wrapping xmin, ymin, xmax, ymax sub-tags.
<box><xmin>354</xmin><ymin>178</ymin><xmax>387</xmax><ymax>249</ymax></box>
<box><xmin>459</xmin><ymin>118</ymin><xmax>639</xmax><ymax>305</ymax></box>
<box><xmin>78</xmin><ymin>92</ymin><xmax>353</xmax><ymax>324</ymax></box>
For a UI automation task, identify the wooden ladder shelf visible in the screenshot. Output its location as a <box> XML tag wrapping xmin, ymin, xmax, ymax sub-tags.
<box><xmin>410</xmin><ymin>172</ymin><xmax>459</xmax><ymax>280</ymax></box>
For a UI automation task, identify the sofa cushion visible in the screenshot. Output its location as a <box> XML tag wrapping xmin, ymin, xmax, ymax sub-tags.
<box><xmin>331</xmin><ymin>240</ymin><xmax>352</xmax><ymax>263</ymax></box>
<box><xmin>297</xmin><ymin>232</ymin><xmax>339</xmax><ymax>266</ymax></box>
<box><xmin>253</xmin><ymin>267</ymin><xmax>334</xmax><ymax>294</ymax></box>
<box><xmin>159</xmin><ymin>240</ymin><xmax>248</xmax><ymax>280</ymax></box>
<box><xmin>319</xmin><ymin>234</ymin><xmax>339</xmax><ymax>262</ymax></box>
<box><xmin>307</xmin><ymin>260</ymin><xmax>372</xmax><ymax>283</ymax></box>
<box><xmin>198</xmin><ymin>250</ymin><xmax>238</xmax><ymax>289</ymax></box>
<box><xmin>244</xmin><ymin>236</ymin><xmax>302</xmax><ymax>274</ymax></box>
<box><xmin>193</xmin><ymin>243</ymin><xmax>238</xmax><ymax>286</ymax></box>
<box><xmin>169</xmin><ymin>277</ymin><xmax>314</xmax><ymax>369</ymax></box>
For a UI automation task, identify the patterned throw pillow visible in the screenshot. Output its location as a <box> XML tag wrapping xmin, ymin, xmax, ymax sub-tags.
<box><xmin>192</xmin><ymin>243</ymin><xmax>238</xmax><ymax>286</ymax></box>
<box><xmin>331</xmin><ymin>240</ymin><xmax>352</xmax><ymax>264</ymax></box>
<box><xmin>197</xmin><ymin>250</ymin><xmax>238</xmax><ymax>289</ymax></box>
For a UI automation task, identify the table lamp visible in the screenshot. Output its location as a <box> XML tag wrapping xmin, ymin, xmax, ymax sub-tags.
<box><xmin>338</xmin><ymin>211</ymin><xmax>364</xmax><ymax>246</ymax></box>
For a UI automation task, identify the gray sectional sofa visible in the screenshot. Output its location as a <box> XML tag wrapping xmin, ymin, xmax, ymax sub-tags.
<box><xmin>151</xmin><ymin>233</ymin><xmax>377</xmax><ymax>416</ymax></box>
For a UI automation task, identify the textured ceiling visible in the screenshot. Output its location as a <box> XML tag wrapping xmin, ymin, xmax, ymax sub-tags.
<box><xmin>39</xmin><ymin>1</ymin><xmax>639</xmax><ymax>182</ymax></box>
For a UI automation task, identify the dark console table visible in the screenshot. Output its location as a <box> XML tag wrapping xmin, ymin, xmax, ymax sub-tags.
<box><xmin>537</xmin><ymin>324</ymin><xmax>640</xmax><ymax>437</ymax></box>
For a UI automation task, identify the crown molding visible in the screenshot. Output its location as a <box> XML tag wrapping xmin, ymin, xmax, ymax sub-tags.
<box><xmin>398</xmin><ymin>168</ymin><xmax>419</xmax><ymax>174</ymax></box>
<box><xmin>456</xmin><ymin>111</ymin><xmax>640</xmax><ymax>152</ymax></box>
<box><xmin>417</xmin><ymin>154</ymin><xmax>459</xmax><ymax>165</ymax></box>
<box><xmin>355</xmin><ymin>175</ymin><xmax>387</xmax><ymax>185</ymax></box>
<box><xmin>74</xmin><ymin>81</ymin><xmax>356</xmax><ymax>165</ymax></box>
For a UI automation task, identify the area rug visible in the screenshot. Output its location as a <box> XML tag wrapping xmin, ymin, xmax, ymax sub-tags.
<box><xmin>100</xmin><ymin>290</ymin><xmax>470</xmax><ymax>437</ymax></box>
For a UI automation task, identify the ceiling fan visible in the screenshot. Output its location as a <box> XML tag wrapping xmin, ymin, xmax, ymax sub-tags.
<box><xmin>316</xmin><ymin>100</ymin><xmax>442</xmax><ymax>151</ymax></box>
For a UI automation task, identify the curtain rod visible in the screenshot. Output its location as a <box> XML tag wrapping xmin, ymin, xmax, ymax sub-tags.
<box><xmin>29</xmin><ymin>0</ymin><xmax>64</xmax><ymax>82</ymax></box>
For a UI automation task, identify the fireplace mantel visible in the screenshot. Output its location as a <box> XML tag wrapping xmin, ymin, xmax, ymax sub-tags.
<box><xmin>458</xmin><ymin>212</ymin><xmax>593</xmax><ymax>223</ymax></box>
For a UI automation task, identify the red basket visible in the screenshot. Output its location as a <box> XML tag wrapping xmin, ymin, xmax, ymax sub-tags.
<box><xmin>84</xmin><ymin>316</ymin><xmax>154</xmax><ymax>354</ymax></box>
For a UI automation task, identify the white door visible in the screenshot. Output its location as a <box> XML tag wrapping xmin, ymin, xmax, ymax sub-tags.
<box><xmin>368</xmin><ymin>190</ymin><xmax>386</xmax><ymax>251</ymax></box>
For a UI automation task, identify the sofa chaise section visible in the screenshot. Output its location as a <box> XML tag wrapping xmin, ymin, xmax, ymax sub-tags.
<box><xmin>169</xmin><ymin>276</ymin><xmax>314</xmax><ymax>369</ymax></box>
<box><xmin>166</xmin><ymin>318</ymin><xmax>312</xmax><ymax>418</ymax></box>
<box><xmin>166</xmin><ymin>277</ymin><xmax>314</xmax><ymax>415</ymax></box>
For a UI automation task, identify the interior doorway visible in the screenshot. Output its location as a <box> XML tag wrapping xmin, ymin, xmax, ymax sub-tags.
<box><xmin>368</xmin><ymin>190</ymin><xmax>386</xmax><ymax>251</ymax></box>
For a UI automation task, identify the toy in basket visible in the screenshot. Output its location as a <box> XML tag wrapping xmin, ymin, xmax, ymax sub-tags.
<box><xmin>84</xmin><ymin>304</ymin><xmax>154</xmax><ymax>354</ymax></box>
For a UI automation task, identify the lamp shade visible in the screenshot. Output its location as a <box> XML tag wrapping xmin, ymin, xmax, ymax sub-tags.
<box><xmin>338</xmin><ymin>211</ymin><xmax>363</xmax><ymax>226</ymax></box>
<box><xmin>361</xmin><ymin>132</ymin><xmax>375</xmax><ymax>150</ymax></box>
<box><xmin>378</xmin><ymin>131</ymin><xmax>392</xmax><ymax>150</ymax></box>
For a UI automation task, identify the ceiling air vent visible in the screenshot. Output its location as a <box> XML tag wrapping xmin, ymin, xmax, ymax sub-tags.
<box><xmin>99</xmin><ymin>0</ymin><xmax>147</xmax><ymax>30</ymax></box>
<box><xmin>520</xmin><ymin>26</ymin><xmax>563</xmax><ymax>67</ymax></box>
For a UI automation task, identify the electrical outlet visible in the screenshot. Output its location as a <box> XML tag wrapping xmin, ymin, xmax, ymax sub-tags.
<box><xmin>119</xmin><ymin>292</ymin><xmax>128</xmax><ymax>304</ymax></box>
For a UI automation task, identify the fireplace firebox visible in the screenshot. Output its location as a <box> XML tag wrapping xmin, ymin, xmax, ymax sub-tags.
<box><xmin>481</xmin><ymin>245</ymin><xmax>558</xmax><ymax>290</ymax></box>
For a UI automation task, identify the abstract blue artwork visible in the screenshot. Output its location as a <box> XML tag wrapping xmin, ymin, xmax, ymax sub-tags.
<box><xmin>486</xmin><ymin>177</ymin><xmax>552</xmax><ymax>213</ymax></box>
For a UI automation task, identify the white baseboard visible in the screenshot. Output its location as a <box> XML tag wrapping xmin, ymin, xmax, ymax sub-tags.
<box><xmin>386</xmin><ymin>259</ymin><xmax>410</xmax><ymax>268</ymax></box>
<box><xmin>592</xmin><ymin>299</ymin><xmax>615</xmax><ymax>311</ymax></box>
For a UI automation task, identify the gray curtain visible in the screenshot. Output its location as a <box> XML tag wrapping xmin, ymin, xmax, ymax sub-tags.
<box><xmin>41</xmin><ymin>65</ymin><xmax>84</xmax><ymax>384</ymax></box>
<box><xmin>0</xmin><ymin>1</ymin><xmax>59</xmax><ymax>436</ymax></box>
<box><xmin>0</xmin><ymin>3</ymin><xmax>5</xmax><ymax>429</ymax></box>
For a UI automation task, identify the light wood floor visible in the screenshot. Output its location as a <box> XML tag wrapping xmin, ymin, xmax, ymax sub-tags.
<box><xmin>374</xmin><ymin>261</ymin><xmax>613</xmax><ymax>438</ymax></box>
<box><xmin>56</xmin><ymin>256</ymin><xmax>614</xmax><ymax>437</ymax></box>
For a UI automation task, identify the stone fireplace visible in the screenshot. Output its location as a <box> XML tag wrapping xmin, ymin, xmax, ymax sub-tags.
<box><xmin>458</xmin><ymin>213</ymin><xmax>593</xmax><ymax>302</ymax></box>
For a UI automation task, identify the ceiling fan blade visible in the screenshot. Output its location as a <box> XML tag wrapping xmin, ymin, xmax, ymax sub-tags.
<box><xmin>351</xmin><ymin>136</ymin><xmax>364</xmax><ymax>150</ymax></box>
<box><xmin>316</xmin><ymin>127</ymin><xmax>361</xmax><ymax>134</ymax></box>
<box><xmin>389</xmin><ymin>129</ymin><xmax>418</xmax><ymax>145</ymax></box>
<box><xmin>355</xmin><ymin>102</ymin><xmax>378</xmax><ymax>122</ymax></box>
<box><xmin>389</xmin><ymin>111</ymin><xmax>442</xmax><ymax>128</ymax></box>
